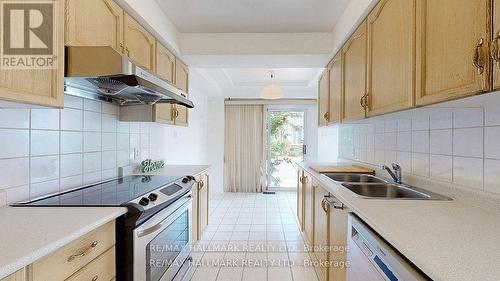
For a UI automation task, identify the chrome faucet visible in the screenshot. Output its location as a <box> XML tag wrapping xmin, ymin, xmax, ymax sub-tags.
<box><xmin>382</xmin><ymin>163</ymin><xmax>402</xmax><ymax>184</ymax></box>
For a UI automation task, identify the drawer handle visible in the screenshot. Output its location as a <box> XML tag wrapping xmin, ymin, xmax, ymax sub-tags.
<box><xmin>92</xmin><ymin>276</ymin><xmax>99</xmax><ymax>281</ymax></box>
<box><xmin>67</xmin><ymin>241</ymin><xmax>99</xmax><ymax>262</ymax></box>
<box><xmin>491</xmin><ymin>33</ymin><xmax>500</xmax><ymax>68</ymax></box>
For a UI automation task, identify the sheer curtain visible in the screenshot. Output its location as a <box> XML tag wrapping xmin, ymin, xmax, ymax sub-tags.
<box><xmin>224</xmin><ymin>104</ymin><xmax>266</xmax><ymax>192</ymax></box>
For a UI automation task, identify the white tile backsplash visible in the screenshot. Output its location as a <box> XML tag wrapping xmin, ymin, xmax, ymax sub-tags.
<box><xmin>338</xmin><ymin>95</ymin><xmax>500</xmax><ymax>195</ymax></box>
<box><xmin>430</xmin><ymin>129</ymin><xmax>452</xmax><ymax>155</ymax></box>
<box><xmin>0</xmin><ymin>129</ymin><xmax>29</xmax><ymax>158</ymax></box>
<box><xmin>453</xmin><ymin>128</ymin><xmax>483</xmax><ymax>158</ymax></box>
<box><xmin>31</xmin><ymin>109</ymin><xmax>59</xmax><ymax>130</ymax></box>
<box><xmin>0</xmin><ymin>96</ymin><xmax>171</xmax><ymax>206</ymax></box>
<box><xmin>485</xmin><ymin>126</ymin><xmax>500</xmax><ymax>159</ymax></box>
<box><xmin>0</xmin><ymin>109</ymin><xmax>29</xmax><ymax>129</ymax></box>
<box><xmin>31</xmin><ymin>156</ymin><xmax>59</xmax><ymax>184</ymax></box>
<box><xmin>31</xmin><ymin>131</ymin><xmax>59</xmax><ymax>156</ymax></box>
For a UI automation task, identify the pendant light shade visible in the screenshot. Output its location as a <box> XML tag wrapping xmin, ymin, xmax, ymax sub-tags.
<box><xmin>260</xmin><ymin>71</ymin><xmax>283</xmax><ymax>99</ymax></box>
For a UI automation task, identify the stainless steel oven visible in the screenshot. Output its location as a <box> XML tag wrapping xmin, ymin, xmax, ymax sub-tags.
<box><xmin>134</xmin><ymin>192</ymin><xmax>194</xmax><ymax>281</ymax></box>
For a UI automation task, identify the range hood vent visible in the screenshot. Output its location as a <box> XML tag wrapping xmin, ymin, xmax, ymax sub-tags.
<box><xmin>64</xmin><ymin>46</ymin><xmax>194</xmax><ymax>108</ymax></box>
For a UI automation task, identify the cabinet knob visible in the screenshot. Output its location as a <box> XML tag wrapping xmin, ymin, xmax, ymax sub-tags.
<box><xmin>323</xmin><ymin>112</ymin><xmax>329</xmax><ymax>122</ymax></box>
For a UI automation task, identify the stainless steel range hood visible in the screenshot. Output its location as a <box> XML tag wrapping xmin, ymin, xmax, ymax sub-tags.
<box><xmin>64</xmin><ymin>46</ymin><xmax>194</xmax><ymax>108</ymax></box>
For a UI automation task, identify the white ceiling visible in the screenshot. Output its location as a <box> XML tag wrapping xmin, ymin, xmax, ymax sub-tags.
<box><xmin>156</xmin><ymin>0</ymin><xmax>351</xmax><ymax>33</ymax></box>
<box><xmin>193</xmin><ymin>68</ymin><xmax>323</xmax><ymax>98</ymax></box>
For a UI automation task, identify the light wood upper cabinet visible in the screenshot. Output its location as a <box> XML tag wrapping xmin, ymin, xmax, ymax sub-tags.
<box><xmin>303</xmin><ymin>172</ymin><xmax>314</xmax><ymax>249</ymax></box>
<box><xmin>328</xmin><ymin>54</ymin><xmax>342</xmax><ymax>124</ymax></box>
<box><xmin>313</xmin><ymin>184</ymin><xmax>329</xmax><ymax>281</ymax></box>
<box><xmin>175</xmin><ymin>58</ymin><xmax>189</xmax><ymax>93</ymax></box>
<box><xmin>65</xmin><ymin>0</ymin><xmax>123</xmax><ymax>52</ymax></box>
<box><xmin>318</xmin><ymin>69</ymin><xmax>330</xmax><ymax>127</ymax></box>
<box><xmin>493</xmin><ymin>0</ymin><xmax>500</xmax><ymax>90</ymax></box>
<box><xmin>123</xmin><ymin>13</ymin><xmax>156</xmax><ymax>72</ymax></box>
<box><xmin>156</xmin><ymin>41</ymin><xmax>176</xmax><ymax>83</ymax></box>
<box><xmin>0</xmin><ymin>0</ymin><xmax>64</xmax><ymax>108</ymax></box>
<box><xmin>415</xmin><ymin>0</ymin><xmax>490</xmax><ymax>106</ymax></box>
<box><xmin>367</xmin><ymin>0</ymin><xmax>415</xmax><ymax>116</ymax></box>
<box><xmin>342</xmin><ymin>21</ymin><xmax>367</xmax><ymax>122</ymax></box>
<box><xmin>153</xmin><ymin>104</ymin><xmax>175</xmax><ymax>125</ymax></box>
<box><xmin>174</xmin><ymin>104</ymin><xmax>189</xmax><ymax>127</ymax></box>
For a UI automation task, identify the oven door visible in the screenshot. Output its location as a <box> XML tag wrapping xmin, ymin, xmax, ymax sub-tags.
<box><xmin>133</xmin><ymin>192</ymin><xmax>193</xmax><ymax>281</ymax></box>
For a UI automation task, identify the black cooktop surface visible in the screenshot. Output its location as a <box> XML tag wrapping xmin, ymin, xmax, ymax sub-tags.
<box><xmin>20</xmin><ymin>175</ymin><xmax>181</xmax><ymax>206</ymax></box>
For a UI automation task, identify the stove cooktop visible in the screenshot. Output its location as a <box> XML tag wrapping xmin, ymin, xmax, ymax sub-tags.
<box><xmin>18</xmin><ymin>175</ymin><xmax>181</xmax><ymax>206</ymax></box>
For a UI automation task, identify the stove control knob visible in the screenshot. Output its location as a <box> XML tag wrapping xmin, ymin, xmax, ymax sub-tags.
<box><xmin>148</xmin><ymin>193</ymin><xmax>158</xmax><ymax>202</ymax></box>
<box><xmin>182</xmin><ymin>177</ymin><xmax>189</xmax><ymax>183</ymax></box>
<box><xmin>139</xmin><ymin>197</ymin><xmax>150</xmax><ymax>206</ymax></box>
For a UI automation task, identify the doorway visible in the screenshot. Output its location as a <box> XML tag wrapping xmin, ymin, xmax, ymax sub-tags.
<box><xmin>266</xmin><ymin>110</ymin><xmax>306</xmax><ymax>190</ymax></box>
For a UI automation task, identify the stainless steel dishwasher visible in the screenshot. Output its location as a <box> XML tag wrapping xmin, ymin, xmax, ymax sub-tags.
<box><xmin>347</xmin><ymin>214</ymin><xmax>428</xmax><ymax>281</ymax></box>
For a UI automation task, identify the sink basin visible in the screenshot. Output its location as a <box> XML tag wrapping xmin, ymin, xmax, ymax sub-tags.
<box><xmin>341</xmin><ymin>183</ymin><xmax>431</xmax><ymax>199</ymax></box>
<box><xmin>322</xmin><ymin>173</ymin><xmax>386</xmax><ymax>183</ymax></box>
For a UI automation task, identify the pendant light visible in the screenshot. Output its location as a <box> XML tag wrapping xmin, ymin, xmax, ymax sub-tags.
<box><xmin>260</xmin><ymin>71</ymin><xmax>284</xmax><ymax>100</ymax></box>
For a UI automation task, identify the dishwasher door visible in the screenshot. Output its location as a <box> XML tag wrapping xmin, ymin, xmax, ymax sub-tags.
<box><xmin>346</xmin><ymin>214</ymin><xmax>427</xmax><ymax>281</ymax></box>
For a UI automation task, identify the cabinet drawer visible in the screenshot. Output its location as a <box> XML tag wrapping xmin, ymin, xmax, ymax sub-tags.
<box><xmin>66</xmin><ymin>246</ymin><xmax>115</xmax><ymax>281</ymax></box>
<box><xmin>32</xmin><ymin>221</ymin><xmax>115</xmax><ymax>281</ymax></box>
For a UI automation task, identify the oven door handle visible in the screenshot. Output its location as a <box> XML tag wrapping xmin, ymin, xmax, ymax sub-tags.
<box><xmin>136</xmin><ymin>195</ymin><xmax>192</xmax><ymax>238</ymax></box>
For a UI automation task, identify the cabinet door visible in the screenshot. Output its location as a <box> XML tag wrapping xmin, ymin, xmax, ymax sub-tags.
<box><xmin>493</xmin><ymin>0</ymin><xmax>500</xmax><ymax>89</ymax></box>
<box><xmin>342</xmin><ymin>21</ymin><xmax>367</xmax><ymax>121</ymax></box>
<box><xmin>297</xmin><ymin>170</ymin><xmax>304</xmax><ymax>231</ymax></box>
<box><xmin>1</xmin><ymin>269</ymin><xmax>26</xmax><ymax>281</ymax></box>
<box><xmin>328</xmin><ymin>53</ymin><xmax>342</xmax><ymax>124</ymax></box>
<box><xmin>367</xmin><ymin>0</ymin><xmax>415</xmax><ymax>116</ymax></box>
<box><xmin>318</xmin><ymin>69</ymin><xmax>330</xmax><ymax>127</ymax></box>
<box><xmin>174</xmin><ymin>104</ymin><xmax>189</xmax><ymax>127</ymax></box>
<box><xmin>123</xmin><ymin>13</ymin><xmax>156</xmax><ymax>72</ymax></box>
<box><xmin>65</xmin><ymin>0</ymin><xmax>123</xmax><ymax>52</ymax></box>
<box><xmin>415</xmin><ymin>0</ymin><xmax>489</xmax><ymax>106</ymax></box>
<box><xmin>328</xmin><ymin>198</ymin><xmax>348</xmax><ymax>281</ymax></box>
<box><xmin>313</xmin><ymin>184</ymin><xmax>329</xmax><ymax>281</ymax></box>
<box><xmin>303</xmin><ymin>172</ymin><xmax>314</xmax><ymax>249</ymax></box>
<box><xmin>0</xmin><ymin>0</ymin><xmax>64</xmax><ymax>108</ymax></box>
<box><xmin>156</xmin><ymin>41</ymin><xmax>175</xmax><ymax>83</ymax></box>
<box><xmin>198</xmin><ymin>174</ymin><xmax>209</xmax><ymax>237</ymax></box>
<box><xmin>153</xmin><ymin>104</ymin><xmax>174</xmax><ymax>125</ymax></box>
<box><xmin>175</xmin><ymin>58</ymin><xmax>189</xmax><ymax>93</ymax></box>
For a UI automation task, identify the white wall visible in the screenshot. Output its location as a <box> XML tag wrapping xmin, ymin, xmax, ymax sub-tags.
<box><xmin>206</xmin><ymin>97</ymin><xmax>226</xmax><ymax>194</ymax></box>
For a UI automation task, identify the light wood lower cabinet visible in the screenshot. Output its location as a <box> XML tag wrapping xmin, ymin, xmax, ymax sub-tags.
<box><xmin>66</xmin><ymin>247</ymin><xmax>115</xmax><ymax>281</ymax></box>
<box><xmin>297</xmin><ymin>171</ymin><xmax>305</xmax><ymax>231</ymax></box>
<box><xmin>32</xmin><ymin>221</ymin><xmax>115</xmax><ymax>281</ymax></box>
<box><xmin>313</xmin><ymin>183</ymin><xmax>329</xmax><ymax>281</ymax></box>
<box><xmin>415</xmin><ymin>0</ymin><xmax>489</xmax><ymax>106</ymax></box>
<box><xmin>0</xmin><ymin>269</ymin><xmax>26</xmax><ymax>281</ymax></box>
<box><xmin>303</xmin><ymin>172</ymin><xmax>314</xmax><ymax>249</ymax></box>
<box><xmin>318</xmin><ymin>69</ymin><xmax>330</xmax><ymax>127</ymax></box>
<box><xmin>174</xmin><ymin>104</ymin><xmax>189</xmax><ymax>127</ymax></box>
<box><xmin>296</xmin><ymin>171</ymin><xmax>349</xmax><ymax>281</ymax></box>
<box><xmin>0</xmin><ymin>0</ymin><xmax>64</xmax><ymax>108</ymax></box>
<box><xmin>153</xmin><ymin>104</ymin><xmax>175</xmax><ymax>125</ymax></box>
<box><xmin>342</xmin><ymin>21</ymin><xmax>368</xmax><ymax>122</ymax></box>
<box><xmin>367</xmin><ymin>0</ymin><xmax>415</xmax><ymax>116</ymax></box>
<box><xmin>192</xmin><ymin>172</ymin><xmax>210</xmax><ymax>242</ymax></box>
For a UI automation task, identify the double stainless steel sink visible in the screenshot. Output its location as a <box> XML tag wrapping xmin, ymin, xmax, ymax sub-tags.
<box><xmin>321</xmin><ymin>173</ymin><xmax>452</xmax><ymax>200</ymax></box>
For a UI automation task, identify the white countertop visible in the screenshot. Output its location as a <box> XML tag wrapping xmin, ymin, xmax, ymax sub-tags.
<box><xmin>134</xmin><ymin>164</ymin><xmax>211</xmax><ymax>177</ymax></box>
<box><xmin>298</xmin><ymin>162</ymin><xmax>500</xmax><ymax>281</ymax></box>
<box><xmin>0</xmin><ymin>206</ymin><xmax>126</xmax><ymax>279</ymax></box>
